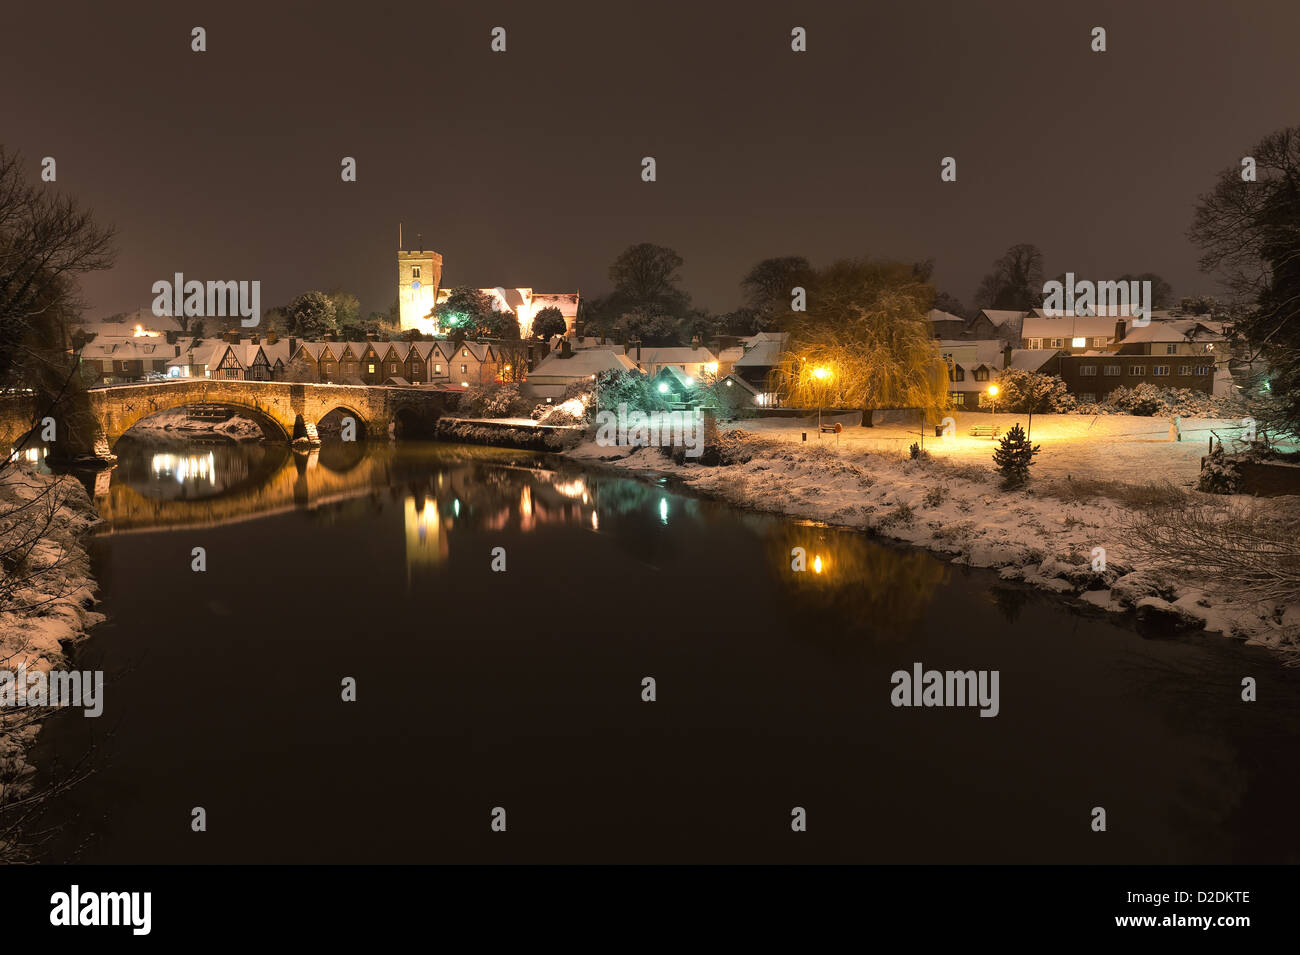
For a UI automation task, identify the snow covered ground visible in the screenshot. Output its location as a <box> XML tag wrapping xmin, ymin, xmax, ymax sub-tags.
<box><xmin>0</xmin><ymin>467</ymin><xmax>103</xmax><ymax>814</ymax></box>
<box><xmin>737</xmin><ymin>411</ymin><xmax>1262</xmax><ymax>485</ymax></box>
<box><xmin>565</xmin><ymin>414</ymin><xmax>1299</xmax><ymax>650</ymax></box>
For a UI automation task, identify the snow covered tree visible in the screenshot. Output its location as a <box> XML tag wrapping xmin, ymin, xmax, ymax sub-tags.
<box><xmin>434</xmin><ymin>287</ymin><xmax>496</xmax><ymax>336</ymax></box>
<box><xmin>992</xmin><ymin>423</ymin><xmax>1040</xmax><ymax>488</ymax></box>
<box><xmin>288</xmin><ymin>290</ymin><xmax>338</xmax><ymax>338</ymax></box>
<box><xmin>776</xmin><ymin>258</ymin><xmax>950</xmax><ymax>426</ymax></box>
<box><xmin>995</xmin><ymin>369</ymin><xmax>1073</xmax><ymax>435</ymax></box>
<box><xmin>531</xmin><ymin>306</ymin><xmax>567</xmax><ymax>340</ymax></box>
<box><xmin>1190</xmin><ymin>126</ymin><xmax>1300</xmax><ymax>436</ymax></box>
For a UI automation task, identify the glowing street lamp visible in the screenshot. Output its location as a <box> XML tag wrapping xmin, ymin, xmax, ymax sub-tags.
<box><xmin>987</xmin><ymin>383</ymin><xmax>999</xmax><ymax>415</ymax></box>
<box><xmin>812</xmin><ymin>365</ymin><xmax>833</xmax><ymax>434</ymax></box>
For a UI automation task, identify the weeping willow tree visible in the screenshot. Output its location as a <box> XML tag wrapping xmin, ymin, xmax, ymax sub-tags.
<box><xmin>771</xmin><ymin>259</ymin><xmax>951</xmax><ymax>426</ymax></box>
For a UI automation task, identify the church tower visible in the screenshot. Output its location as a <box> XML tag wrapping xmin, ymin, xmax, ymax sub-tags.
<box><xmin>397</xmin><ymin>226</ymin><xmax>442</xmax><ymax>335</ymax></box>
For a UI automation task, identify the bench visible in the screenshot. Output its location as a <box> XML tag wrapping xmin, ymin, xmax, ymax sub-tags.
<box><xmin>820</xmin><ymin>423</ymin><xmax>842</xmax><ymax>435</ymax></box>
<box><xmin>968</xmin><ymin>425</ymin><xmax>1001</xmax><ymax>439</ymax></box>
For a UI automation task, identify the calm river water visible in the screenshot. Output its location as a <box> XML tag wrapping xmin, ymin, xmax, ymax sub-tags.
<box><xmin>30</xmin><ymin>434</ymin><xmax>1300</xmax><ymax>863</ymax></box>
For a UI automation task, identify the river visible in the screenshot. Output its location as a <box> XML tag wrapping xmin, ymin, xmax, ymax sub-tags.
<box><xmin>29</xmin><ymin>433</ymin><xmax>1300</xmax><ymax>863</ymax></box>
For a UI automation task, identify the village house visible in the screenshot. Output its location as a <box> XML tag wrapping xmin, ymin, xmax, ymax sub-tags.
<box><xmin>522</xmin><ymin>344</ymin><xmax>638</xmax><ymax>400</ymax></box>
<box><xmin>628</xmin><ymin>344</ymin><xmax>719</xmax><ymax>381</ymax></box>
<box><xmin>937</xmin><ymin>339</ymin><xmax>1007</xmax><ymax>408</ymax></box>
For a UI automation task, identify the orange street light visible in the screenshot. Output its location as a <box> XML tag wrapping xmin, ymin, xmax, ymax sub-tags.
<box><xmin>987</xmin><ymin>383</ymin><xmax>999</xmax><ymax>415</ymax></box>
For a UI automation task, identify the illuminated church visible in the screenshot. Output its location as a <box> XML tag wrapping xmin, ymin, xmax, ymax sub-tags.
<box><xmin>397</xmin><ymin>230</ymin><xmax>579</xmax><ymax>338</ymax></box>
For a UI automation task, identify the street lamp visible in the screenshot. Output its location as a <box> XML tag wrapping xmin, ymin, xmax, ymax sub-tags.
<box><xmin>812</xmin><ymin>365</ymin><xmax>832</xmax><ymax>434</ymax></box>
<box><xmin>987</xmin><ymin>383</ymin><xmax>999</xmax><ymax>416</ymax></box>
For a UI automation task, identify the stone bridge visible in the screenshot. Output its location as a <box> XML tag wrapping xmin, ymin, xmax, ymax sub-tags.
<box><xmin>1</xmin><ymin>379</ymin><xmax>460</xmax><ymax>462</ymax></box>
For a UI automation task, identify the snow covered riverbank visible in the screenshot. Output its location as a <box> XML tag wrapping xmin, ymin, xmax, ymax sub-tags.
<box><xmin>564</xmin><ymin>419</ymin><xmax>1300</xmax><ymax>650</ymax></box>
<box><xmin>0</xmin><ymin>466</ymin><xmax>103</xmax><ymax>844</ymax></box>
<box><xmin>125</xmin><ymin>408</ymin><xmax>264</xmax><ymax>441</ymax></box>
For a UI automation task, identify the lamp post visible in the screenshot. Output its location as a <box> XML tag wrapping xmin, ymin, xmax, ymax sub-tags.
<box><xmin>813</xmin><ymin>365</ymin><xmax>832</xmax><ymax>435</ymax></box>
<box><xmin>987</xmin><ymin>383</ymin><xmax>999</xmax><ymax>416</ymax></box>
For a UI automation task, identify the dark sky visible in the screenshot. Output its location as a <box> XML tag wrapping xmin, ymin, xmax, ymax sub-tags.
<box><xmin>5</xmin><ymin>0</ymin><xmax>1299</xmax><ymax>320</ymax></box>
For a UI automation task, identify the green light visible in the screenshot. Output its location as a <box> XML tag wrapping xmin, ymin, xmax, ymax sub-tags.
<box><xmin>657</xmin><ymin>383</ymin><xmax>669</xmax><ymax>393</ymax></box>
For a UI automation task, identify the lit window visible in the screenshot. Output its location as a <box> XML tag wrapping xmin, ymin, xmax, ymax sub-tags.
<box><xmin>368</xmin><ymin>363</ymin><xmax>375</xmax><ymax>373</ymax></box>
<box><xmin>1072</xmin><ymin>337</ymin><xmax>1086</xmax><ymax>348</ymax></box>
<box><xmin>460</xmin><ymin>364</ymin><xmax>467</xmax><ymax>373</ymax></box>
<box><xmin>434</xmin><ymin>364</ymin><xmax>441</xmax><ymax>373</ymax></box>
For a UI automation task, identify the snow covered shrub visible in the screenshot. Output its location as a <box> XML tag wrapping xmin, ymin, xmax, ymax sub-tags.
<box><xmin>592</xmin><ymin>369</ymin><xmax>669</xmax><ymax>415</ymax></box>
<box><xmin>1104</xmin><ymin>383</ymin><xmax>1166</xmax><ymax>416</ymax></box>
<box><xmin>1196</xmin><ymin>447</ymin><xmax>1242</xmax><ymax>494</ymax></box>
<box><xmin>923</xmin><ymin>486</ymin><xmax>947</xmax><ymax>507</ymax></box>
<box><xmin>908</xmin><ymin>441</ymin><xmax>930</xmax><ymax>460</ymax></box>
<box><xmin>992</xmin><ymin>422</ymin><xmax>1040</xmax><ymax>488</ymax></box>
<box><xmin>460</xmin><ymin>382</ymin><xmax>533</xmax><ymax>418</ymax></box>
<box><xmin>995</xmin><ymin>370</ymin><xmax>1075</xmax><ymax>413</ymax></box>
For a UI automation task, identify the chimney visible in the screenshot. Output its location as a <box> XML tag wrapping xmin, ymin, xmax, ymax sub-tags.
<box><xmin>1114</xmin><ymin>319</ymin><xmax>1127</xmax><ymax>344</ymax></box>
<box><xmin>289</xmin><ymin>337</ymin><xmax>298</xmax><ymax>355</ymax></box>
<box><xmin>1003</xmin><ymin>344</ymin><xmax>1012</xmax><ymax>368</ymax></box>
<box><xmin>267</xmin><ymin>331</ymin><xmax>278</xmax><ymax>345</ymax></box>
<box><xmin>225</xmin><ymin>330</ymin><xmax>240</xmax><ymax>344</ymax></box>
<box><xmin>250</xmin><ymin>333</ymin><xmax>260</xmax><ymax>345</ymax></box>
<box><xmin>691</xmin><ymin>335</ymin><xmax>700</xmax><ymax>350</ymax></box>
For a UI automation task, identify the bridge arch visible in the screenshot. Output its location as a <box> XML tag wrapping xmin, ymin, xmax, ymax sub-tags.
<box><xmin>117</xmin><ymin>401</ymin><xmax>291</xmax><ymax>446</ymax></box>
<box><xmin>317</xmin><ymin>405</ymin><xmax>371</xmax><ymax>440</ymax></box>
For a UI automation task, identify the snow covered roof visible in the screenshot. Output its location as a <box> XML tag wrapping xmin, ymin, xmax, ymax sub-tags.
<box><xmin>1021</xmin><ymin>315</ymin><xmax>1123</xmax><ymax>340</ymax></box>
<box><xmin>530</xmin><ymin>292</ymin><xmax>580</xmax><ymax>316</ymax></box>
<box><xmin>528</xmin><ymin>349</ymin><xmax>638</xmax><ymax>380</ymax></box>
<box><xmin>937</xmin><ymin>338</ymin><xmax>1005</xmax><ymax>366</ymax></box>
<box><xmin>926</xmin><ymin>308</ymin><xmax>966</xmax><ymax>326</ymax></box>
<box><xmin>1117</xmin><ymin>320</ymin><xmax>1224</xmax><ymax>344</ymax></box>
<box><xmin>720</xmin><ymin>373</ymin><xmax>759</xmax><ymax>396</ymax></box>
<box><xmin>979</xmin><ymin>309</ymin><xmax>1027</xmax><ymax>327</ymax></box>
<box><xmin>735</xmin><ymin>332</ymin><xmax>789</xmax><ymax>368</ymax></box>
<box><xmin>651</xmin><ymin>364</ymin><xmax>698</xmax><ymax>390</ymax></box>
<box><xmin>637</xmin><ymin>346</ymin><xmax>718</xmax><ymax>366</ymax></box>
<box><xmin>1007</xmin><ymin>348</ymin><xmax>1062</xmax><ymax>372</ymax></box>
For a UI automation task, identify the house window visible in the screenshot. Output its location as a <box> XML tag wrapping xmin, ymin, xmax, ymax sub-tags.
<box><xmin>368</xmin><ymin>363</ymin><xmax>375</xmax><ymax>374</ymax></box>
<box><xmin>1093</xmin><ymin>337</ymin><xmax>1109</xmax><ymax>348</ymax></box>
<box><xmin>460</xmin><ymin>364</ymin><xmax>467</xmax><ymax>374</ymax></box>
<box><xmin>1152</xmin><ymin>365</ymin><xmax>1169</xmax><ymax>376</ymax></box>
<box><xmin>412</xmin><ymin>266</ymin><xmax>420</xmax><ymax>279</ymax></box>
<box><xmin>324</xmin><ymin>362</ymin><xmax>335</xmax><ymax>376</ymax></box>
<box><xmin>1178</xmin><ymin>365</ymin><xmax>1191</xmax><ymax>375</ymax></box>
<box><xmin>1165</xmin><ymin>344</ymin><xmax>1178</xmax><ymax>355</ymax></box>
<box><xmin>1195</xmin><ymin>365</ymin><xmax>1211</xmax><ymax>375</ymax></box>
<box><xmin>1077</xmin><ymin>393</ymin><xmax>1096</xmax><ymax>403</ymax></box>
<box><xmin>951</xmin><ymin>392</ymin><xmax>965</xmax><ymax>405</ymax></box>
<box><xmin>389</xmin><ymin>363</ymin><xmax>397</xmax><ymax>373</ymax></box>
<box><xmin>462</xmin><ymin>349</ymin><xmax>469</xmax><ymax>357</ymax></box>
<box><xmin>1104</xmin><ymin>365</ymin><xmax>1121</xmax><ymax>376</ymax></box>
<box><xmin>434</xmin><ymin>364</ymin><xmax>442</xmax><ymax>373</ymax></box>
<box><xmin>1129</xmin><ymin>365</ymin><xmax>1145</xmax><ymax>376</ymax></box>
<box><xmin>950</xmin><ymin>366</ymin><xmax>965</xmax><ymax>382</ymax></box>
<box><xmin>1026</xmin><ymin>338</ymin><xmax>1042</xmax><ymax>349</ymax></box>
<box><xmin>1079</xmin><ymin>365</ymin><xmax>1097</xmax><ymax>376</ymax></box>
<box><xmin>974</xmin><ymin>367</ymin><xmax>989</xmax><ymax>381</ymax></box>
<box><xmin>1051</xmin><ymin>338</ymin><xmax>1064</xmax><ymax>348</ymax></box>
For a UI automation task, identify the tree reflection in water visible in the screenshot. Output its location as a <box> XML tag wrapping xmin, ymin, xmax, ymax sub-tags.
<box><xmin>767</xmin><ymin>522</ymin><xmax>950</xmax><ymax>639</ymax></box>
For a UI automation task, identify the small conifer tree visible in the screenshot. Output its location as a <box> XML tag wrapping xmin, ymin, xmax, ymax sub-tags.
<box><xmin>992</xmin><ymin>422</ymin><xmax>1040</xmax><ymax>488</ymax></box>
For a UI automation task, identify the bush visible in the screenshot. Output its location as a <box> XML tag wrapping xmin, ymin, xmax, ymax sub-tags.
<box><xmin>460</xmin><ymin>382</ymin><xmax>534</xmax><ymax>418</ymax></box>
<box><xmin>1196</xmin><ymin>447</ymin><xmax>1242</xmax><ymax>494</ymax></box>
<box><xmin>592</xmin><ymin>369</ymin><xmax>668</xmax><ymax>416</ymax></box>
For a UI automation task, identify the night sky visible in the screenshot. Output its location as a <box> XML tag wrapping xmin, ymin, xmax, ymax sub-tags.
<box><xmin>5</xmin><ymin>0</ymin><xmax>1299</xmax><ymax>319</ymax></box>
